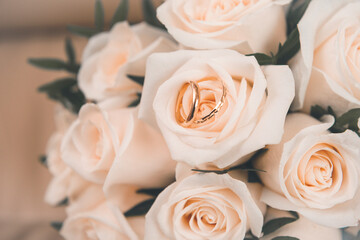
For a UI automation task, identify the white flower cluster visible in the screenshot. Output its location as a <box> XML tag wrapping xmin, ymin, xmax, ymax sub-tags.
<box><xmin>43</xmin><ymin>0</ymin><xmax>360</xmax><ymax>239</ymax></box>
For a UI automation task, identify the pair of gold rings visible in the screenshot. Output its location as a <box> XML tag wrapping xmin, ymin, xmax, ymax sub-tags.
<box><xmin>175</xmin><ymin>79</ymin><xmax>227</xmax><ymax>127</ymax></box>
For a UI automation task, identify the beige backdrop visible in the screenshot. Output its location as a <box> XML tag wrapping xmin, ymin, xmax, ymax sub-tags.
<box><xmin>0</xmin><ymin>0</ymin><xmax>160</xmax><ymax>239</ymax></box>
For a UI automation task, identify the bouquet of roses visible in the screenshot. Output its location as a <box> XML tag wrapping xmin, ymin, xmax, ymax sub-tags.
<box><xmin>30</xmin><ymin>0</ymin><xmax>360</xmax><ymax>239</ymax></box>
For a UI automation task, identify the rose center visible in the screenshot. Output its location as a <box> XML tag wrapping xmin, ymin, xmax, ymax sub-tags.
<box><xmin>304</xmin><ymin>154</ymin><xmax>333</xmax><ymax>189</ymax></box>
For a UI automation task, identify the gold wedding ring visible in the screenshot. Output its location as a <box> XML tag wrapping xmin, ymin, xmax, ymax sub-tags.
<box><xmin>175</xmin><ymin>81</ymin><xmax>200</xmax><ymax>127</ymax></box>
<box><xmin>175</xmin><ymin>79</ymin><xmax>227</xmax><ymax>127</ymax></box>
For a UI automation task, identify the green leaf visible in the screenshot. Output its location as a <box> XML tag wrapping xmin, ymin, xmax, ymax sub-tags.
<box><xmin>262</xmin><ymin>217</ymin><xmax>298</xmax><ymax>235</ymax></box>
<box><xmin>65</xmin><ymin>38</ymin><xmax>76</xmax><ymax>65</ymax></box>
<box><xmin>142</xmin><ymin>0</ymin><xmax>165</xmax><ymax>29</ymax></box>
<box><xmin>127</xmin><ymin>75</ymin><xmax>145</xmax><ymax>86</ymax></box>
<box><xmin>56</xmin><ymin>198</ymin><xmax>69</xmax><ymax>207</ymax></box>
<box><xmin>336</xmin><ymin>108</ymin><xmax>360</xmax><ymax>132</ymax></box>
<box><xmin>137</xmin><ymin>188</ymin><xmax>164</xmax><ymax>197</ymax></box>
<box><xmin>111</xmin><ymin>0</ymin><xmax>128</xmax><ymax>28</ymax></box>
<box><xmin>94</xmin><ymin>0</ymin><xmax>105</xmax><ymax>31</ymax></box>
<box><xmin>28</xmin><ymin>58</ymin><xmax>67</xmax><ymax>71</ymax></box>
<box><xmin>191</xmin><ymin>149</ymin><xmax>267</xmax><ymax>176</ymax></box>
<box><xmin>38</xmin><ymin>78</ymin><xmax>86</xmax><ymax>114</ymax></box>
<box><xmin>124</xmin><ymin>198</ymin><xmax>155</xmax><ymax>217</ymax></box>
<box><xmin>67</xmin><ymin>25</ymin><xmax>99</xmax><ymax>38</ymax></box>
<box><xmin>28</xmin><ymin>57</ymin><xmax>79</xmax><ymax>74</ymax></box>
<box><xmin>50</xmin><ymin>221</ymin><xmax>63</xmax><ymax>231</ymax></box>
<box><xmin>247</xmin><ymin>53</ymin><xmax>277</xmax><ymax>65</ymax></box>
<box><xmin>128</xmin><ymin>93</ymin><xmax>142</xmax><ymax>107</ymax></box>
<box><xmin>310</xmin><ymin>105</ymin><xmax>360</xmax><ymax>136</ymax></box>
<box><xmin>276</xmin><ymin>28</ymin><xmax>300</xmax><ymax>65</ymax></box>
<box><xmin>65</xmin><ymin>63</ymin><xmax>81</xmax><ymax>74</ymax></box>
<box><xmin>248</xmin><ymin>28</ymin><xmax>300</xmax><ymax>65</ymax></box>
<box><xmin>247</xmin><ymin>170</ymin><xmax>262</xmax><ymax>184</ymax></box>
<box><xmin>310</xmin><ymin>105</ymin><xmax>328</xmax><ymax>119</ymax></box>
<box><xmin>288</xmin><ymin>211</ymin><xmax>299</xmax><ymax>219</ymax></box>
<box><xmin>192</xmin><ymin>167</ymin><xmax>265</xmax><ymax>175</ymax></box>
<box><xmin>39</xmin><ymin>155</ymin><xmax>47</xmax><ymax>167</ymax></box>
<box><xmin>272</xmin><ymin>237</ymin><xmax>299</xmax><ymax>240</ymax></box>
<box><xmin>38</xmin><ymin>78</ymin><xmax>77</xmax><ymax>93</ymax></box>
<box><xmin>286</xmin><ymin>0</ymin><xmax>312</xmax><ymax>34</ymax></box>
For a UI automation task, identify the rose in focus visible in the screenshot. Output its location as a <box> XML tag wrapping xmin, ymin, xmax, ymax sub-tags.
<box><xmin>255</xmin><ymin>113</ymin><xmax>360</xmax><ymax>228</ymax></box>
<box><xmin>145</xmin><ymin>172</ymin><xmax>264</xmax><ymax>240</ymax></box>
<box><xmin>139</xmin><ymin>49</ymin><xmax>294</xmax><ymax>168</ymax></box>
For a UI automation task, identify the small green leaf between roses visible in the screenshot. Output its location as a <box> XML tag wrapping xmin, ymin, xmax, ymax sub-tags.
<box><xmin>127</xmin><ymin>75</ymin><xmax>145</xmax><ymax>86</ymax></box>
<box><xmin>136</xmin><ymin>187</ymin><xmax>164</xmax><ymax>197</ymax></box>
<box><xmin>276</xmin><ymin>28</ymin><xmax>300</xmax><ymax>65</ymax></box>
<box><xmin>38</xmin><ymin>77</ymin><xmax>86</xmax><ymax>114</ymax></box>
<box><xmin>65</xmin><ymin>38</ymin><xmax>76</xmax><ymax>65</ymax></box>
<box><xmin>248</xmin><ymin>0</ymin><xmax>312</xmax><ymax>66</ymax></box>
<box><xmin>142</xmin><ymin>0</ymin><xmax>166</xmax><ymax>30</ymax></box>
<box><xmin>288</xmin><ymin>211</ymin><xmax>299</xmax><ymax>219</ymax></box>
<box><xmin>124</xmin><ymin>198</ymin><xmax>155</xmax><ymax>217</ymax></box>
<box><xmin>191</xmin><ymin>149</ymin><xmax>267</xmax><ymax>175</ymax></box>
<box><xmin>28</xmin><ymin>58</ymin><xmax>79</xmax><ymax>74</ymax></box>
<box><xmin>128</xmin><ymin>93</ymin><xmax>142</xmax><ymax>108</ymax></box>
<box><xmin>67</xmin><ymin>25</ymin><xmax>99</xmax><ymax>38</ymax></box>
<box><xmin>28</xmin><ymin>58</ymin><xmax>68</xmax><ymax>71</ymax></box>
<box><xmin>56</xmin><ymin>198</ymin><xmax>69</xmax><ymax>207</ymax></box>
<box><xmin>94</xmin><ymin>0</ymin><xmax>105</xmax><ymax>31</ymax></box>
<box><xmin>247</xmin><ymin>53</ymin><xmax>277</xmax><ymax>65</ymax></box>
<box><xmin>50</xmin><ymin>221</ymin><xmax>63</xmax><ymax>231</ymax></box>
<box><xmin>336</xmin><ymin>109</ymin><xmax>360</xmax><ymax>132</ymax></box>
<box><xmin>262</xmin><ymin>217</ymin><xmax>298</xmax><ymax>236</ymax></box>
<box><xmin>286</xmin><ymin>0</ymin><xmax>312</xmax><ymax>35</ymax></box>
<box><xmin>310</xmin><ymin>105</ymin><xmax>360</xmax><ymax>136</ymax></box>
<box><xmin>39</xmin><ymin>155</ymin><xmax>47</xmax><ymax>167</ymax></box>
<box><xmin>341</xmin><ymin>229</ymin><xmax>359</xmax><ymax>240</ymax></box>
<box><xmin>111</xmin><ymin>0</ymin><xmax>129</xmax><ymax>27</ymax></box>
<box><xmin>272</xmin><ymin>237</ymin><xmax>299</xmax><ymax>240</ymax></box>
<box><xmin>246</xmin><ymin>28</ymin><xmax>300</xmax><ymax>66</ymax></box>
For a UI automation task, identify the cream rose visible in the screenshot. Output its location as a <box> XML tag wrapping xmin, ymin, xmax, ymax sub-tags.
<box><xmin>61</xmin><ymin>184</ymin><xmax>146</xmax><ymax>240</ymax></box>
<box><xmin>78</xmin><ymin>21</ymin><xmax>178</xmax><ymax>101</ymax></box>
<box><xmin>157</xmin><ymin>0</ymin><xmax>289</xmax><ymax>54</ymax></box>
<box><xmin>139</xmin><ymin>50</ymin><xmax>294</xmax><ymax>168</ymax></box>
<box><xmin>61</xmin><ymin>96</ymin><xmax>175</xmax><ymax>185</ymax></box>
<box><xmin>261</xmin><ymin>208</ymin><xmax>342</xmax><ymax>240</ymax></box>
<box><xmin>254</xmin><ymin>113</ymin><xmax>360</xmax><ymax>228</ymax></box>
<box><xmin>145</xmin><ymin>172</ymin><xmax>264</xmax><ymax>240</ymax></box>
<box><xmin>44</xmin><ymin>105</ymin><xmax>86</xmax><ymax>206</ymax></box>
<box><xmin>290</xmin><ymin>0</ymin><xmax>360</xmax><ymax>113</ymax></box>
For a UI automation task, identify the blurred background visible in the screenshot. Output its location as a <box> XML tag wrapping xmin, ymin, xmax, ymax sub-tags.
<box><xmin>0</xmin><ymin>0</ymin><xmax>161</xmax><ymax>239</ymax></box>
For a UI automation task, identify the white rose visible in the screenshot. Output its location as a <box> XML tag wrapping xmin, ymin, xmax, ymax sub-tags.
<box><xmin>254</xmin><ymin>113</ymin><xmax>360</xmax><ymax>228</ymax></box>
<box><xmin>78</xmin><ymin>21</ymin><xmax>178</xmax><ymax>101</ymax></box>
<box><xmin>44</xmin><ymin>105</ymin><xmax>86</xmax><ymax>206</ymax></box>
<box><xmin>139</xmin><ymin>49</ymin><xmax>294</xmax><ymax>168</ymax></box>
<box><xmin>145</xmin><ymin>172</ymin><xmax>264</xmax><ymax>240</ymax></box>
<box><xmin>290</xmin><ymin>0</ymin><xmax>360</xmax><ymax>113</ymax></box>
<box><xmin>157</xmin><ymin>0</ymin><xmax>289</xmax><ymax>54</ymax></box>
<box><xmin>61</xmin><ymin>184</ymin><xmax>145</xmax><ymax>240</ymax></box>
<box><xmin>61</xmin><ymin>96</ymin><xmax>175</xmax><ymax>185</ymax></box>
<box><xmin>261</xmin><ymin>208</ymin><xmax>342</xmax><ymax>240</ymax></box>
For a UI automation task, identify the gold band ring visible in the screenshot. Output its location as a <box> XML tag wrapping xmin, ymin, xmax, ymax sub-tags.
<box><xmin>175</xmin><ymin>79</ymin><xmax>227</xmax><ymax>127</ymax></box>
<box><xmin>175</xmin><ymin>81</ymin><xmax>200</xmax><ymax>126</ymax></box>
